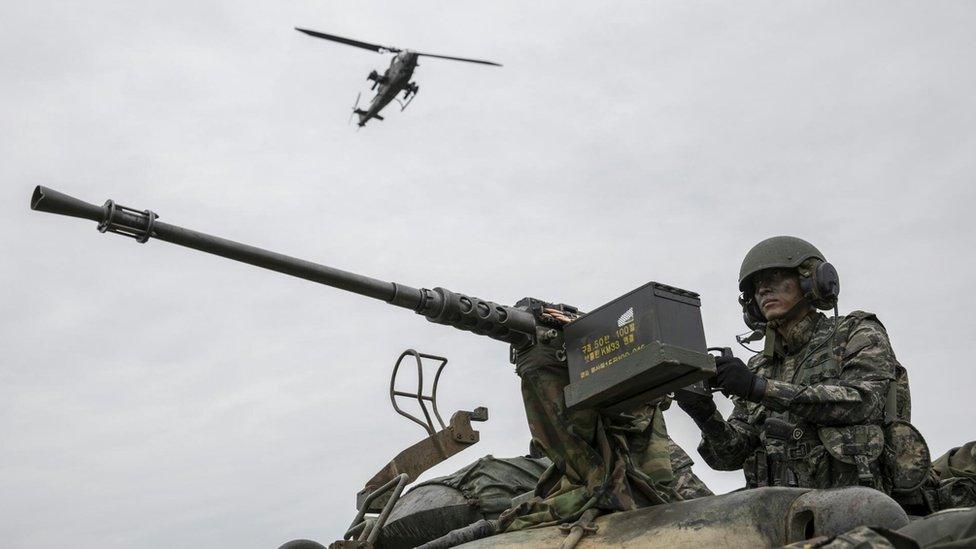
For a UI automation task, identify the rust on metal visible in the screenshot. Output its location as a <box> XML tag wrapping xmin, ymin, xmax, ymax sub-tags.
<box><xmin>356</xmin><ymin>349</ymin><xmax>489</xmax><ymax>512</ymax></box>
<box><xmin>357</xmin><ymin>408</ymin><xmax>487</xmax><ymax>512</ymax></box>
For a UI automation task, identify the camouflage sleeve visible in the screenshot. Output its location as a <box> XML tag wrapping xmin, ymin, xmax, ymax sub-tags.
<box><xmin>760</xmin><ymin>321</ymin><xmax>894</xmax><ymax>425</ymax></box>
<box><xmin>667</xmin><ymin>437</ymin><xmax>713</xmax><ymax>499</ymax></box>
<box><xmin>695</xmin><ymin>401</ymin><xmax>761</xmax><ymax>471</ymax></box>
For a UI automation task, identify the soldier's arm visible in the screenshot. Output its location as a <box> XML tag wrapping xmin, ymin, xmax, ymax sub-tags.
<box><xmin>760</xmin><ymin>321</ymin><xmax>894</xmax><ymax>425</ymax></box>
<box><xmin>668</xmin><ymin>437</ymin><xmax>714</xmax><ymax>499</ymax></box>
<box><xmin>695</xmin><ymin>402</ymin><xmax>760</xmax><ymax>471</ymax></box>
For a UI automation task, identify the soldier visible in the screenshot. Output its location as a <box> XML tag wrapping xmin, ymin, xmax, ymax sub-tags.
<box><xmin>678</xmin><ymin>236</ymin><xmax>912</xmax><ymax>492</ymax></box>
<box><xmin>493</xmin><ymin>307</ymin><xmax>712</xmax><ymax>533</ymax></box>
<box><xmin>417</xmin><ymin>305</ymin><xmax>714</xmax><ymax>547</ymax></box>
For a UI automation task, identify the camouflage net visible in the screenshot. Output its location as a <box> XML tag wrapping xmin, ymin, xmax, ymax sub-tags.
<box><xmin>927</xmin><ymin>441</ymin><xmax>976</xmax><ymax>512</ymax></box>
<box><xmin>498</xmin><ymin>357</ymin><xmax>682</xmax><ymax>533</ymax></box>
<box><xmin>411</xmin><ymin>455</ymin><xmax>550</xmax><ymax>516</ymax></box>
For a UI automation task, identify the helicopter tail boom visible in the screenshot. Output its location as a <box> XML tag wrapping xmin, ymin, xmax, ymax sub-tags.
<box><xmin>353</xmin><ymin>109</ymin><xmax>383</xmax><ymax>127</ymax></box>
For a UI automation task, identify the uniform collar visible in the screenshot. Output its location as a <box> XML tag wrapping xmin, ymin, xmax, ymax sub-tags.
<box><xmin>776</xmin><ymin>310</ymin><xmax>824</xmax><ymax>356</ymax></box>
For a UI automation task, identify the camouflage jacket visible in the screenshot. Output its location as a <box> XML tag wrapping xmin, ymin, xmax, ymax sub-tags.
<box><xmin>696</xmin><ymin>310</ymin><xmax>907</xmax><ymax>491</ymax></box>
<box><xmin>499</xmin><ymin>335</ymin><xmax>712</xmax><ymax>532</ymax></box>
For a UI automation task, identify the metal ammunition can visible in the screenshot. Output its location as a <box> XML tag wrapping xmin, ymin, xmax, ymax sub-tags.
<box><xmin>563</xmin><ymin>282</ymin><xmax>715</xmax><ymax>412</ymax></box>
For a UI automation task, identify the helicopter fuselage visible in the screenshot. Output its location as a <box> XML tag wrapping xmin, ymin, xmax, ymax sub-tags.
<box><xmin>295</xmin><ymin>27</ymin><xmax>499</xmax><ymax>128</ymax></box>
<box><xmin>357</xmin><ymin>51</ymin><xmax>419</xmax><ymax>127</ymax></box>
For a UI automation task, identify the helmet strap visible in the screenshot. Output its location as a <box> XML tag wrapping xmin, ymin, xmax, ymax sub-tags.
<box><xmin>762</xmin><ymin>298</ymin><xmax>814</xmax><ymax>357</ymax></box>
<box><xmin>763</xmin><ymin>324</ymin><xmax>777</xmax><ymax>358</ymax></box>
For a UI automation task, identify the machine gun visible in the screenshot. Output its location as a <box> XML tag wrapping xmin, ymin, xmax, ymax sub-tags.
<box><xmin>29</xmin><ymin>186</ymin><xmax>715</xmax><ymax>411</ymax></box>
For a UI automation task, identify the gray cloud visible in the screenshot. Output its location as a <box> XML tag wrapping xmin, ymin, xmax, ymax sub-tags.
<box><xmin>2</xmin><ymin>1</ymin><xmax>975</xmax><ymax>547</ymax></box>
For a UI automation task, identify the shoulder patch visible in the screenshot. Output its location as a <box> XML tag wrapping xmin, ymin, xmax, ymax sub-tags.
<box><xmin>847</xmin><ymin>310</ymin><xmax>885</xmax><ymax>330</ymax></box>
<box><xmin>843</xmin><ymin>320</ymin><xmax>890</xmax><ymax>359</ymax></box>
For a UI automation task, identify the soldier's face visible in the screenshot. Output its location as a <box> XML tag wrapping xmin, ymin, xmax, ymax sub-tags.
<box><xmin>753</xmin><ymin>268</ymin><xmax>803</xmax><ymax>320</ymax></box>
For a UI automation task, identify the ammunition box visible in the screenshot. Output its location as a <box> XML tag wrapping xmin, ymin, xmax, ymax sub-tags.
<box><xmin>563</xmin><ymin>282</ymin><xmax>715</xmax><ymax>412</ymax></box>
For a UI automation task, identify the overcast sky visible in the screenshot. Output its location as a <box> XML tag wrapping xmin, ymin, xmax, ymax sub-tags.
<box><xmin>3</xmin><ymin>1</ymin><xmax>976</xmax><ymax>547</ymax></box>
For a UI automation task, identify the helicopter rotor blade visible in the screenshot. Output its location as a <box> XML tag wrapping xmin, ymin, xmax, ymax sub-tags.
<box><xmin>295</xmin><ymin>27</ymin><xmax>401</xmax><ymax>54</ymax></box>
<box><xmin>414</xmin><ymin>52</ymin><xmax>501</xmax><ymax>66</ymax></box>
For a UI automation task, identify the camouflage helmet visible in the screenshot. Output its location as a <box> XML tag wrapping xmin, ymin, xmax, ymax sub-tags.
<box><xmin>738</xmin><ymin>236</ymin><xmax>826</xmax><ymax>292</ymax></box>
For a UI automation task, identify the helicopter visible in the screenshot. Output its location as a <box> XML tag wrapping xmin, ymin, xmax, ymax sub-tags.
<box><xmin>295</xmin><ymin>27</ymin><xmax>501</xmax><ymax>127</ymax></box>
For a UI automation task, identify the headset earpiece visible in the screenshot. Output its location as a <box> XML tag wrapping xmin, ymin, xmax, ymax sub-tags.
<box><xmin>798</xmin><ymin>259</ymin><xmax>840</xmax><ymax>310</ymax></box>
<box><xmin>739</xmin><ymin>292</ymin><xmax>765</xmax><ymax>329</ymax></box>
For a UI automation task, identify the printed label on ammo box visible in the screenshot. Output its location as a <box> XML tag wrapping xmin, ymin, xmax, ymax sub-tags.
<box><xmin>577</xmin><ymin>306</ymin><xmax>646</xmax><ymax>380</ymax></box>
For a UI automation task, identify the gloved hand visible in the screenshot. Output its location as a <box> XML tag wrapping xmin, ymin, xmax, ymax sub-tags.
<box><xmin>541</xmin><ymin>307</ymin><xmax>582</xmax><ymax>327</ymax></box>
<box><xmin>714</xmin><ymin>354</ymin><xmax>767</xmax><ymax>402</ymax></box>
<box><xmin>676</xmin><ymin>393</ymin><xmax>717</xmax><ymax>426</ymax></box>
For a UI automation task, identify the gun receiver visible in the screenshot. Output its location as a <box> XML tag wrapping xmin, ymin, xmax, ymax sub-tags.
<box><xmin>30</xmin><ymin>186</ymin><xmax>715</xmax><ymax>410</ymax></box>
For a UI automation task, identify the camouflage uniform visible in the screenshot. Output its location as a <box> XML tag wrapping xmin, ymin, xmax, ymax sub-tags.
<box><xmin>498</xmin><ymin>333</ymin><xmax>711</xmax><ymax>532</ymax></box>
<box><xmin>780</xmin><ymin>525</ymin><xmax>919</xmax><ymax>549</ymax></box>
<box><xmin>696</xmin><ymin>310</ymin><xmax>908</xmax><ymax>492</ymax></box>
<box><xmin>918</xmin><ymin>441</ymin><xmax>976</xmax><ymax>512</ymax></box>
<box><xmin>782</xmin><ymin>507</ymin><xmax>976</xmax><ymax>548</ymax></box>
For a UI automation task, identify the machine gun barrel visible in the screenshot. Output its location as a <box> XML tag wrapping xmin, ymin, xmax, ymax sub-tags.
<box><xmin>30</xmin><ymin>186</ymin><xmax>537</xmax><ymax>346</ymax></box>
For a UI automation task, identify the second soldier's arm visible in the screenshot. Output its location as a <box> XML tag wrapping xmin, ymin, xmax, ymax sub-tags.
<box><xmin>761</xmin><ymin>320</ymin><xmax>894</xmax><ymax>425</ymax></box>
<box><xmin>689</xmin><ymin>399</ymin><xmax>761</xmax><ymax>471</ymax></box>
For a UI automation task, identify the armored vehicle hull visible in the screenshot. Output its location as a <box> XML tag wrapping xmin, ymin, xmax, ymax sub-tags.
<box><xmin>371</xmin><ymin>483</ymin><xmax>907</xmax><ymax>548</ymax></box>
<box><xmin>450</xmin><ymin>486</ymin><xmax>907</xmax><ymax>548</ymax></box>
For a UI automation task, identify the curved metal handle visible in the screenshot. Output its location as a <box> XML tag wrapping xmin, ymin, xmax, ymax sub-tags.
<box><xmin>389</xmin><ymin>349</ymin><xmax>448</xmax><ymax>435</ymax></box>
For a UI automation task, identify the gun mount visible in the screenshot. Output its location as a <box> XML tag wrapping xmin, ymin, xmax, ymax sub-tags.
<box><xmin>30</xmin><ymin>186</ymin><xmax>715</xmax><ymax>411</ymax></box>
<box><xmin>330</xmin><ymin>350</ymin><xmax>489</xmax><ymax>548</ymax></box>
<box><xmin>360</xmin><ymin>350</ymin><xmax>488</xmax><ymax>512</ymax></box>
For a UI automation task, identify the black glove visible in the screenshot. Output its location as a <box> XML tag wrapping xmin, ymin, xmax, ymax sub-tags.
<box><xmin>676</xmin><ymin>393</ymin><xmax>717</xmax><ymax>427</ymax></box>
<box><xmin>714</xmin><ymin>354</ymin><xmax>767</xmax><ymax>402</ymax></box>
